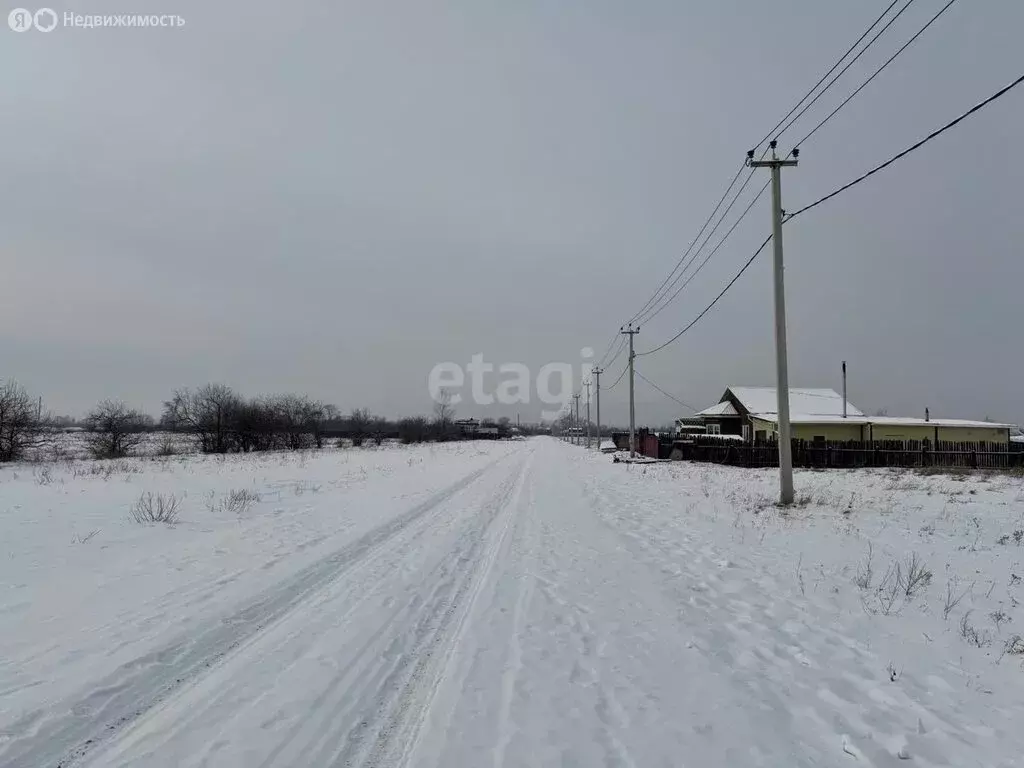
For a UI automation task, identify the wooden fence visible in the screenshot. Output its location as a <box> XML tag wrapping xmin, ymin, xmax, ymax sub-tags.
<box><xmin>668</xmin><ymin>437</ymin><xmax>1024</xmax><ymax>470</ymax></box>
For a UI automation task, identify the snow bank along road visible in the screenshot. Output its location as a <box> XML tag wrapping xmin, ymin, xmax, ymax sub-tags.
<box><xmin>2</xmin><ymin>438</ymin><xmax>1023</xmax><ymax>766</ymax></box>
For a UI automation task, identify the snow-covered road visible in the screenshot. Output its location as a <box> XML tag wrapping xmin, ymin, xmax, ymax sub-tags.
<box><xmin>3</xmin><ymin>438</ymin><xmax>1022</xmax><ymax>766</ymax></box>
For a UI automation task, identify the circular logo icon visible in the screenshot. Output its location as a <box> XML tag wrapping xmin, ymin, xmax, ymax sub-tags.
<box><xmin>34</xmin><ymin>7</ymin><xmax>57</xmax><ymax>32</ymax></box>
<box><xmin>8</xmin><ymin>8</ymin><xmax>34</xmax><ymax>31</ymax></box>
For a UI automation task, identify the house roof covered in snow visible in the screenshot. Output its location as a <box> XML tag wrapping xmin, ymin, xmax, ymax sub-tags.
<box><xmin>1012</xmin><ymin>434</ymin><xmax>1024</xmax><ymax>443</ymax></box>
<box><xmin>726</xmin><ymin>387</ymin><xmax>863</xmax><ymax>418</ymax></box>
<box><xmin>867</xmin><ymin>416</ymin><xmax>1014</xmax><ymax>429</ymax></box>
<box><xmin>751</xmin><ymin>414</ymin><xmax>1013</xmax><ymax>429</ymax></box>
<box><xmin>696</xmin><ymin>400</ymin><xmax>739</xmax><ymax>417</ymax></box>
<box><xmin>750</xmin><ymin>413</ymin><xmax>869</xmax><ymax>425</ymax></box>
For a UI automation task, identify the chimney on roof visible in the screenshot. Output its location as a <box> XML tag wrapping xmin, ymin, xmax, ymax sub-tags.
<box><xmin>841</xmin><ymin>361</ymin><xmax>847</xmax><ymax>419</ymax></box>
<box><xmin>925</xmin><ymin>407</ymin><xmax>930</xmax><ymax>422</ymax></box>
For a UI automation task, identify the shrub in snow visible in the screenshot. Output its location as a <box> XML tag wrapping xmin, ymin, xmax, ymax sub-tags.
<box><xmin>902</xmin><ymin>553</ymin><xmax>933</xmax><ymax>598</ymax></box>
<box><xmin>1003</xmin><ymin>635</ymin><xmax>1024</xmax><ymax>657</ymax></box>
<box><xmin>156</xmin><ymin>435</ymin><xmax>179</xmax><ymax>456</ymax></box>
<box><xmin>129</xmin><ymin>492</ymin><xmax>181</xmax><ymax>525</ymax></box>
<box><xmin>943</xmin><ymin>580</ymin><xmax>972</xmax><ymax>620</ymax></box>
<box><xmin>854</xmin><ymin>543</ymin><xmax>874</xmax><ymax>591</ymax></box>
<box><xmin>959</xmin><ymin>611</ymin><xmax>993</xmax><ymax>648</ymax></box>
<box><xmin>990</xmin><ymin>610</ymin><xmax>1011</xmax><ymax>631</ymax></box>
<box><xmin>224</xmin><ymin>488</ymin><xmax>261</xmax><ymax>515</ymax></box>
<box><xmin>84</xmin><ymin>399</ymin><xmax>150</xmax><ymax>459</ymax></box>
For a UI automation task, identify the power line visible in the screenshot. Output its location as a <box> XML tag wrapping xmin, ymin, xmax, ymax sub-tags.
<box><xmin>795</xmin><ymin>0</ymin><xmax>960</xmax><ymax>148</ymax></box>
<box><xmin>591</xmin><ymin>1</ymin><xmax>988</xmax><ymax>370</ymax></box>
<box><xmin>637</xmin><ymin>234</ymin><xmax>773</xmax><ymax>358</ymax></box>
<box><xmin>636</xmin><ymin>70</ymin><xmax>1024</xmax><ymax>359</ymax></box>
<box><xmin>753</xmin><ymin>0</ymin><xmax>903</xmax><ymax>150</ymax></box>
<box><xmin>605</xmin><ymin>361</ymin><xmax>629</xmax><ymax>391</ymax></box>
<box><xmin>627</xmin><ymin>161</ymin><xmax>748</xmax><ymax>326</ymax></box>
<box><xmin>636</xmin><ymin>178</ymin><xmax>770</xmax><ymax>327</ymax></box>
<box><xmin>634</xmin><ymin>166</ymin><xmax>761</xmax><ymax>326</ymax></box>
<box><xmin>621</xmin><ymin>1</ymin><xmax>917</xmax><ymax>340</ymax></box>
<box><xmin>772</xmin><ymin>0</ymin><xmax>920</xmax><ymax>143</ymax></box>
<box><xmin>787</xmin><ymin>71</ymin><xmax>1024</xmax><ymax>221</ymax></box>
<box><xmin>626</xmin><ymin>1</ymin><xmax>917</xmax><ymax>334</ymax></box>
<box><xmin>635</xmin><ymin>369</ymin><xmax>698</xmax><ymax>411</ymax></box>
<box><xmin>595</xmin><ymin>331</ymin><xmax>620</xmax><ymax>367</ymax></box>
<box><xmin>603</xmin><ymin>335</ymin><xmax>627</xmax><ymax>370</ymax></box>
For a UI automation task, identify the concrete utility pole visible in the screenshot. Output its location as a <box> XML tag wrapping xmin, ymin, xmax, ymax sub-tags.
<box><xmin>585</xmin><ymin>379</ymin><xmax>592</xmax><ymax>449</ymax></box>
<box><xmin>592</xmin><ymin>366</ymin><xmax>603</xmax><ymax>451</ymax></box>
<box><xmin>573</xmin><ymin>393</ymin><xmax>581</xmax><ymax>446</ymax></box>
<box><xmin>748</xmin><ymin>140</ymin><xmax>798</xmax><ymax>505</ymax></box>
<box><xmin>621</xmin><ymin>324</ymin><xmax>639</xmax><ymax>457</ymax></box>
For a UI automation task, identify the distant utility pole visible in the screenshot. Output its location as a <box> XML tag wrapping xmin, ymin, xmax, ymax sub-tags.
<box><xmin>585</xmin><ymin>379</ymin><xmax>592</xmax><ymax>449</ymax></box>
<box><xmin>621</xmin><ymin>324</ymin><xmax>639</xmax><ymax>457</ymax></box>
<box><xmin>573</xmin><ymin>393</ymin><xmax>581</xmax><ymax>446</ymax></box>
<box><xmin>592</xmin><ymin>366</ymin><xmax>603</xmax><ymax>451</ymax></box>
<box><xmin>748</xmin><ymin>140</ymin><xmax>798</xmax><ymax>505</ymax></box>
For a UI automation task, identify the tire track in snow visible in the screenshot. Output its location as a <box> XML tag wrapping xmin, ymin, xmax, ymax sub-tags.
<box><xmin>490</xmin><ymin>467</ymin><xmax>536</xmax><ymax>768</ymax></box>
<box><xmin>279</xmin><ymin>452</ymin><xmax>530</xmax><ymax>768</ymax></box>
<box><xmin>0</xmin><ymin>455</ymin><xmax>512</xmax><ymax>768</ymax></box>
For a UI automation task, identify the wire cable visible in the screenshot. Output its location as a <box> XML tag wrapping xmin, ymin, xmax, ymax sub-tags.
<box><xmin>602</xmin><ymin>335</ymin><xmax>627</xmax><ymax>371</ymax></box>
<box><xmin>772</xmin><ymin>0</ymin><xmax>919</xmax><ymax>144</ymax></box>
<box><xmin>787</xmin><ymin>71</ymin><xmax>1024</xmax><ymax>221</ymax></box>
<box><xmin>795</xmin><ymin>0</ymin><xmax>960</xmax><ymax>148</ymax></box>
<box><xmin>752</xmin><ymin>0</ymin><xmax>903</xmax><ymax>150</ymax></box>
<box><xmin>595</xmin><ymin>331</ymin><xmax>620</xmax><ymax>368</ymax></box>
<box><xmin>631</xmin><ymin>1</ymin><xmax>913</xmax><ymax>329</ymax></box>
<box><xmin>626</xmin><ymin>161</ymin><xmax>748</xmax><ymax>326</ymax></box>
<box><xmin>636</xmin><ymin>178</ymin><xmax>770</xmax><ymax>327</ymax></box>
<box><xmin>637</xmin><ymin>235</ymin><xmax>773</xmax><ymax>358</ymax></box>
<box><xmin>605</xmin><ymin>362</ymin><xmax>630</xmax><ymax>391</ymax></box>
<box><xmin>635</xmin><ymin>369</ymin><xmax>698</xmax><ymax>411</ymax></box>
<box><xmin>633</xmin><ymin>166</ymin><xmax>760</xmax><ymax>326</ymax></box>
<box><xmin>636</xmin><ymin>70</ymin><xmax>1024</xmax><ymax>359</ymax></box>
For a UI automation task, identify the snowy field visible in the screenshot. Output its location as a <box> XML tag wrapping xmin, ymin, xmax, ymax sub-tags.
<box><xmin>1</xmin><ymin>438</ymin><xmax>1022</xmax><ymax>766</ymax></box>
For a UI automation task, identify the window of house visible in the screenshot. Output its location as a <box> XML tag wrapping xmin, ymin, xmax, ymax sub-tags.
<box><xmin>813</xmin><ymin>435</ymin><xmax>826</xmax><ymax>444</ymax></box>
<box><xmin>707</xmin><ymin>424</ymin><xmax>721</xmax><ymax>435</ymax></box>
<box><xmin>755</xmin><ymin>430</ymin><xmax>766</xmax><ymax>442</ymax></box>
<box><xmin>742</xmin><ymin>424</ymin><xmax>751</xmax><ymax>441</ymax></box>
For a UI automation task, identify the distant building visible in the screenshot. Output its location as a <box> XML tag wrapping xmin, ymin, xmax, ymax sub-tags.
<box><xmin>694</xmin><ymin>387</ymin><xmax>1014</xmax><ymax>444</ymax></box>
<box><xmin>454</xmin><ymin>418</ymin><xmax>479</xmax><ymax>436</ymax></box>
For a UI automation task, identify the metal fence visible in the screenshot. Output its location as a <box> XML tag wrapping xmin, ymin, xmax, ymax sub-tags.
<box><xmin>668</xmin><ymin>437</ymin><xmax>1024</xmax><ymax>470</ymax></box>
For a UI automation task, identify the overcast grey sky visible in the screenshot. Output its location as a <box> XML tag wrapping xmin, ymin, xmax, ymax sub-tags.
<box><xmin>3</xmin><ymin>0</ymin><xmax>1022</xmax><ymax>427</ymax></box>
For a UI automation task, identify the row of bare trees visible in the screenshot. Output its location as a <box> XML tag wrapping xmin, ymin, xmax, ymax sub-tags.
<box><xmin>161</xmin><ymin>384</ymin><xmax>341</xmax><ymax>454</ymax></box>
<box><xmin>0</xmin><ymin>378</ymin><xmax>533</xmax><ymax>462</ymax></box>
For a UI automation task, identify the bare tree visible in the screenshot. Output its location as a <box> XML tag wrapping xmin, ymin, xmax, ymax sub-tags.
<box><xmin>432</xmin><ymin>389</ymin><xmax>455</xmax><ymax>440</ymax></box>
<box><xmin>371</xmin><ymin>415</ymin><xmax>389</xmax><ymax>446</ymax></box>
<box><xmin>233</xmin><ymin>397</ymin><xmax>278</xmax><ymax>452</ymax></box>
<box><xmin>397</xmin><ymin>416</ymin><xmax>430</xmax><ymax>444</ymax></box>
<box><xmin>84</xmin><ymin>400</ymin><xmax>150</xmax><ymax>458</ymax></box>
<box><xmin>268</xmin><ymin>394</ymin><xmax>314</xmax><ymax>451</ymax></box>
<box><xmin>348</xmin><ymin>408</ymin><xmax>372</xmax><ymax>447</ymax></box>
<box><xmin>162</xmin><ymin>384</ymin><xmax>243</xmax><ymax>453</ymax></box>
<box><xmin>301</xmin><ymin>399</ymin><xmax>334</xmax><ymax>449</ymax></box>
<box><xmin>0</xmin><ymin>380</ymin><xmax>49</xmax><ymax>462</ymax></box>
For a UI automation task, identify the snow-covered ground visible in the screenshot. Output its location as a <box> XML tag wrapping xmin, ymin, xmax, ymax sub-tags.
<box><xmin>1</xmin><ymin>438</ymin><xmax>1022</xmax><ymax>766</ymax></box>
